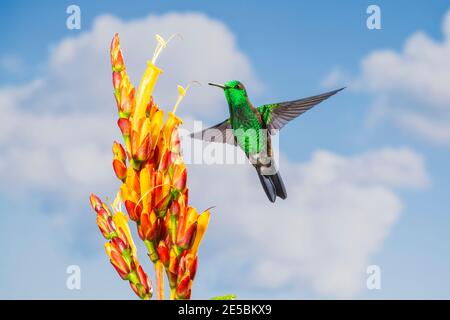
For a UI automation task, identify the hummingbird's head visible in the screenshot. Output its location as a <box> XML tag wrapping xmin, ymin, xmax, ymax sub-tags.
<box><xmin>208</xmin><ymin>80</ymin><xmax>248</xmax><ymax>106</ymax></box>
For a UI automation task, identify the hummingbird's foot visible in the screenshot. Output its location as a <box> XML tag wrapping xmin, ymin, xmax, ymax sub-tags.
<box><xmin>260</xmin><ymin>164</ymin><xmax>277</xmax><ymax>176</ymax></box>
<box><xmin>250</xmin><ymin>153</ymin><xmax>277</xmax><ymax>175</ymax></box>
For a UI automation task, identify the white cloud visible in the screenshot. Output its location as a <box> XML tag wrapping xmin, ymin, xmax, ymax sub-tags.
<box><xmin>324</xmin><ymin>10</ymin><xmax>450</xmax><ymax>145</ymax></box>
<box><xmin>0</xmin><ymin>12</ymin><xmax>259</xmax><ymax>198</ymax></box>
<box><xmin>188</xmin><ymin>147</ymin><xmax>428</xmax><ymax>298</ymax></box>
<box><xmin>44</xmin><ymin>12</ymin><xmax>259</xmax><ymax>116</ymax></box>
<box><xmin>399</xmin><ymin>113</ymin><xmax>450</xmax><ymax>144</ymax></box>
<box><xmin>0</xmin><ymin>11</ymin><xmax>262</xmax><ymax>299</ymax></box>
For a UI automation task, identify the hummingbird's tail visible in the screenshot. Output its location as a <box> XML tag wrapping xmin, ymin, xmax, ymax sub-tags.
<box><xmin>257</xmin><ymin>172</ymin><xmax>276</xmax><ymax>203</ymax></box>
<box><xmin>271</xmin><ymin>171</ymin><xmax>287</xmax><ymax>200</ymax></box>
<box><xmin>256</xmin><ymin>170</ymin><xmax>287</xmax><ymax>203</ymax></box>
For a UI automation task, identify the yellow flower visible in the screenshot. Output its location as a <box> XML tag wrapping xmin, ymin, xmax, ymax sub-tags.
<box><xmin>90</xmin><ymin>33</ymin><xmax>211</xmax><ymax>300</ymax></box>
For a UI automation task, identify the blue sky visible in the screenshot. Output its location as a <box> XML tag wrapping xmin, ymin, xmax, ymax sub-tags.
<box><xmin>0</xmin><ymin>0</ymin><xmax>449</xmax><ymax>299</ymax></box>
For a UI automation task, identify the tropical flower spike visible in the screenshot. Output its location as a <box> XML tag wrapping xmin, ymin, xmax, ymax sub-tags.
<box><xmin>89</xmin><ymin>33</ymin><xmax>211</xmax><ymax>300</ymax></box>
<box><xmin>89</xmin><ymin>194</ymin><xmax>152</xmax><ymax>299</ymax></box>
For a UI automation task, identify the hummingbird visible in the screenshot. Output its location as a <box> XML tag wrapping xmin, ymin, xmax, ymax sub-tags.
<box><xmin>190</xmin><ymin>80</ymin><xmax>344</xmax><ymax>202</ymax></box>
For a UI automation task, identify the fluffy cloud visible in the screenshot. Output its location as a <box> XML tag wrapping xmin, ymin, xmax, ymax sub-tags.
<box><xmin>324</xmin><ymin>10</ymin><xmax>450</xmax><ymax>145</ymax></box>
<box><xmin>45</xmin><ymin>12</ymin><xmax>259</xmax><ymax>116</ymax></box>
<box><xmin>0</xmin><ymin>12</ymin><xmax>259</xmax><ymax>197</ymax></box>
<box><xmin>0</xmin><ymin>12</ymin><xmax>259</xmax><ymax>298</ymax></box>
<box><xmin>187</xmin><ymin>147</ymin><xmax>428</xmax><ymax>298</ymax></box>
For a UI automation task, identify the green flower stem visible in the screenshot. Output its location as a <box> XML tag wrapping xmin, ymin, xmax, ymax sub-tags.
<box><xmin>144</xmin><ymin>240</ymin><xmax>159</xmax><ymax>263</ymax></box>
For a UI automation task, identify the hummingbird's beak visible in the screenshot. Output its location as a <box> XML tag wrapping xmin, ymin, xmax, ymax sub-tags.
<box><xmin>208</xmin><ymin>82</ymin><xmax>227</xmax><ymax>90</ymax></box>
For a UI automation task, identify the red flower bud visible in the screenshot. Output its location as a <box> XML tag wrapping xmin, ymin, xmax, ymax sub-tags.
<box><xmin>112</xmin><ymin>71</ymin><xmax>121</xmax><ymax>90</ymax></box>
<box><xmin>173</xmin><ymin>166</ymin><xmax>187</xmax><ymax>190</ymax></box>
<box><xmin>176</xmin><ymin>274</ymin><xmax>191</xmax><ymax>299</ymax></box>
<box><xmin>170</xmin><ymin>200</ymin><xmax>180</xmax><ymax>217</ymax></box>
<box><xmin>96</xmin><ymin>215</ymin><xmax>115</xmax><ymax>239</ymax></box>
<box><xmin>119</xmin><ymin>86</ymin><xmax>134</xmax><ymax>117</ymax></box>
<box><xmin>89</xmin><ymin>194</ymin><xmax>102</xmax><ymax>211</ymax></box>
<box><xmin>166</xmin><ymin>271</ymin><xmax>177</xmax><ymax>288</ymax></box>
<box><xmin>96</xmin><ymin>207</ymin><xmax>109</xmax><ymax>220</ymax></box>
<box><xmin>111</xmin><ymin>236</ymin><xmax>127</xmax><ymax>253</ymax></box>
<box><xmin>139</xmin><ymin>212</ymin><xmax>156</xmax><ymax>241</ymax></box>
<box><xmin>112</xmin><ymin>141</ymin><xmax>127</xmax><ymax>162</ymax></box>
<box><xmin>125</xmin><ymin>200</ymin><xmax>142</xmax><ymax>222</ymax></box>
<box><xmin>177</xmin><ymin>255</ymin><xmax>186</xmax><ymax>279</ymax></box>
<box><xmin>156</xmin><ymin>241</ymin><xmax>170</xmax><ymax>267</ymax></box>
<box><xmin>169</xmin><ymin>247</ymin><xmax>178</xmax><ymax>274</ymax></box>
<box><xmin>155</xmin><ymin>193</ymin><xmax>172</xmax><ymax>217</ymax></box>
<box><xmin>159</xmin><ymin>150</ymin><xmax>171</xmax><ymax>171</ymax></box>
<box><xmin>110</xmin><ymin>34</ymin><xmax>123</xmax><ymax>68</ymax></box>
<box><xmin>177</xmin><ymin>222</ymin><xmax>197</xmax><ymax>249</ymax></box>
<box><xmin>113</xmin><ymin>159</ymin><xmax>127</xmax><ymax>181</ymax></box>
<box><xmin>110</xmin><ymin>249</ymin><xmax>130</xmax><ymax>280</ymax></box>
<box><xmin>118</xmin><ymin>118</ymin><xmax>131</xmax><ymax>136</ymax></box>
<box><xmin>186</xmin><ymin>255</ymin><xmax>198</xmax><ymax>280</ymax></box>
<box><xmin>134</xmin><ymin>134</ymin><xmax>151</xmax><ymax>162</ymax></box>
<box><xmin>136</xmin><ymin>264</ymin><xmax>152</xmax><ymax>296</ymax></box>
<box><xmin>116</xmin><ymin>227</ymin><xmax>130</xmax><ymax>249</ymax></box>
<box><xmin>110</xmin><ymin>33</ymin><xmax>119</xmax><ymax>53</ymax></box>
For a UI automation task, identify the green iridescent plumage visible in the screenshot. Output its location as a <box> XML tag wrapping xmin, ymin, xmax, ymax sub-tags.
<box><xmin>223</xmin><ymin>80</ymin><xmax>266</xmax><ymax>156</ymax></box>
<box><xmin>190</xmin><ymin>80</ymin><xmax>344</xmax><ymax>202</ymax></box>
<box><xmin>258</xmin><ymin>103</ymin><xmax>277</xmax><ymax>125</ymax></box>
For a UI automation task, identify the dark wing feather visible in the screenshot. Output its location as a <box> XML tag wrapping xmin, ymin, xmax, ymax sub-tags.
<box><xmin>189</xmin><ymin>119</ymin><xmax>236</xmax><ymax>145</ymax></box>
<box><xmin>258</xmin><ymin>87</ymin><xmax>345</xmax><ymax>132</ymax></box>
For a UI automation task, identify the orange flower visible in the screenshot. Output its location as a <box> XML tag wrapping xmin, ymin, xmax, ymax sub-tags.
<box><xmin>156</xmin><ymin>241</ymin><xmax>170</xmax><ymax>267</ymax></box>
<box><xmin>139</xmin><ymin>211</ymin><xmax>157</xmax><ymax>241</ymax></box>
<box><xmin>112</xmin><ymin>141</ymin><xmax>127</xmax><ymax>161</ymax></box>
<box><xmin>90</xmin><ymin>33</ymin><xmax>211</xmax><ymax>300</ymax></box>
<box><xmin>110</xmin><ymin>33</ymin><xmax>135</xmax><ymax>119</ymax></box>
<box><xmin>176</xmin><ymin>273</ymin><xmax>191</xmax><ymax>299</ymax></box>
<box><xmin>90</xmin><ymin>194</ymin><xmax>152</xmax><ymax>299</ymax></box>
<box><xmin>130</xmin><ymin>263</ymin><xmax>152</xmax><ymax>299</ymax></box>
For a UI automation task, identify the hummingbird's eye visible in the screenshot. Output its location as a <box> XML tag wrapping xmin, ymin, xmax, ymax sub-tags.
<box><xmin>235</xmin><ymin>83</ymin><xmax>244</xmax><ymax>90</ymax></box>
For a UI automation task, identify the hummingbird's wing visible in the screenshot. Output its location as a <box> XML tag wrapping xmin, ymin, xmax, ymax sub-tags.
<box><xmin>189</xmin><ymin>119</ymin><xmax>237</xmax><ymax>145</ymax></box>
<box><xmin>258</xmin><ymin>87</ymin><xmax>345</xmax><ymax>132</ymax></box>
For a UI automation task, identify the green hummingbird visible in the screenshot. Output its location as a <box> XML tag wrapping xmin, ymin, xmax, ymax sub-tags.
<box><xmin>191</xmin><ymin>80</ymin><xmax>344</xmax><ymax>202</ymax></box>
